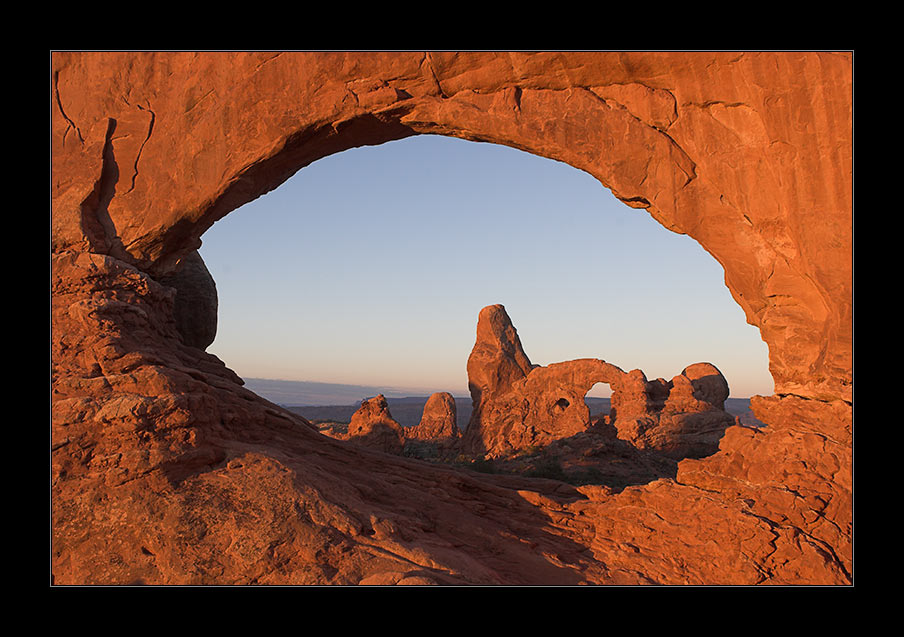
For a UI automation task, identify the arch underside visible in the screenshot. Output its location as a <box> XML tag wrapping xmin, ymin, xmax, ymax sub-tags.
<box><xmin>50</xmin><ymin>52</ymin><xmax>853</xmax><ymax>585</ymax></box>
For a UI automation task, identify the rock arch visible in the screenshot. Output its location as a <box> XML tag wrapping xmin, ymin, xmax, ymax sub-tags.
<box><xmin>461</xmin><ymin>304</ymin><xmax>739</xmax><ymax>460</ymax></box>
<box><xmin>51</xmin><ymin>52</ymin><xmax>852</xmax><ymax>585</ymax></box>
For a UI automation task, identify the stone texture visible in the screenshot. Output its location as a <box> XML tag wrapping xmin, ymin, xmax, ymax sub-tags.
<box><xmin>51</xmin><ymin>51</ymin><xmax>853</xmax><ymax>585</ymax></box>
<box><xmin>462</xmin><ymin>305</ymin><xmax>736</xmax><ymax>460</ymax></box>
<box><xmin>346</xmin><ymin>394</ymin><xmax>405</xmax><ymax>455</ymax></box>
<box><xmin>466</xmin><ymin>304</ymin><xmax>535</xmax><ymax>401</ymax></box>
<box><xmin>51</xmin><ymin>51</ymin><xmax>852</xmax><ymax>403</ymax></box>
<box><xmin>608</xmin><ymin>363</ymin><xmax>737</xmax><ymax>459</ymax></box>
<box><xmin>405</xmin><ymin>392</ymin><xmax>460</xmax><ymax>443</ymax></box>
<box><xmin>464</xmin><ymin>356</ymin><xmax>621</xmax><ymax>457</ymax></box>
<box><xmin>156</xmin><ymin>250</ymin><xmax>218</xmax><ymax>350</ymax></box>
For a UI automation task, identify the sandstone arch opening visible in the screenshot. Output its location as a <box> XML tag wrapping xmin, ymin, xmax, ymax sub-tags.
<box><xmin>51</xmin><ymin>52</ymin><xmax>852</xmax><ymax>585</ymax></box>
<box><xmin>585</xmin><ymin>382</ymin><xmax>611</xmax><ymax>423</ymax></box>
<box><xmin>195</xmin><ymin>134</ymin><xmax>771</xmax><ymax>483</ymax></box>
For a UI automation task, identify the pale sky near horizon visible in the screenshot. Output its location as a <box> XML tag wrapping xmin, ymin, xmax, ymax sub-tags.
<box><xmin>198</xmin><ymin>134</ymin><xmax>774</xmax><ymax>399</ymax></box>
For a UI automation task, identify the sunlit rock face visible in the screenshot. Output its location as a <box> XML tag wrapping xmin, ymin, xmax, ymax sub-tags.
<box><xmin>347</xmin><ymin>394</ymin><xmax>405</xmax><ymax>455</ymax></box>
<box><xmin>405</xmin><ymin>392</ymin><xmax>460</xmax><ymax>443</ymax></box>
<box><xmin>462</xmin><ymin>305</ymin><xmax>737</xmax><ymax>460</ymax></box>
<box><xmin>607</xmin><ymin>362</ymin><xmax>738</xmax><ymax>459</ymax></box>
<box><xmin>51</xmin><ymin>52</ymin><xmax>852</xmax><ymax>585</ymax></box>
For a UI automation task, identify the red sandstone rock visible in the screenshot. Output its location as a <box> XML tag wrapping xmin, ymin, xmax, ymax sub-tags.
<box><xmin>462</xmin><ymin>305</ymin><xmax>737</xmax><ymax>461</ymax></box>
<box><xmin>347</xmin><ymin>395</ymin><xmax>405</xmax><ymax>455</ymax></box>
<box><xmin>50</xmin><ymin>52</ymin><xmax>853</xmax><ymax>585</ymax></box>
<box><xmin>681</xmin><ymin>362</ymin><xmax>730</xmax><ymax>406</ymax></box>
<box><xmin>50</xmin><ymin>52</ymin><xmax>852</xmax><ymax>402</ymax></box>
<box><xmin>405</xmin><ymin>392</ymin><xmax>460</xmax><ymax>444</ymax></box>
<box><xmin>156</xmin><ymin>250</ymin><xmax>218</xmax><ymax>350</ymax></box>
<box><xmin>464</xmin><ymin>357</ymin><xmax>624</xmax><ymax>457</ymax></box>
<box><xmin>466</xmin><ymin>304</ymin><xmax>535</xmax><ymax>400</ymax></box>
<box><xmin>608</xmin><ymin>363</ymin><xmax>736</xmax><ymax>459</ymax></box>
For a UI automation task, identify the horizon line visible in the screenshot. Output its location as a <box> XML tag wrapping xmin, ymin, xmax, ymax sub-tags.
<box><xmin>242</xmin><ymin>375</ymin><xmax>762</xmax><ymax>400</ymax></box>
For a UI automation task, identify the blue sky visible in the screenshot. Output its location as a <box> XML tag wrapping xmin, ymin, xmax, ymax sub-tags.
<box><xmin>198</xmin><ymin>134</ymin><xmax>773</xmax><ymax>399</ymax></box>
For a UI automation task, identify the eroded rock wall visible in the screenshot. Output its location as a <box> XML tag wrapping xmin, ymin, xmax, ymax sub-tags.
<box><xmin>51</xmin><ymin>51</ymin><xmax>853</xmax><ymax>585</ymax></box>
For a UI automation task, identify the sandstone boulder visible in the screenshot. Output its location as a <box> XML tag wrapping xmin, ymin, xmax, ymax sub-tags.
<box><xmin>347</xmin><ymin>394</ymin><xmax>405</xmax><ymax>455</ymax></box>
<box><xmin>156</xmin><ymin>250</ymin><xmax>218</xmax><ymax>350</ymax></box>
<box><xmin>405</xmin><ymin>392</ymin><xmax>460</xmax><ymax>443</ymax></box>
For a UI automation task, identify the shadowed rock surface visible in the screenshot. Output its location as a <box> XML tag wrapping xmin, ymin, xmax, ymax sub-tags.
<box><xmin>608</xmin><ymin>363</ymin><xmax>737</xmax><ymax>459</ymax></box>
<box><xmin>345</xmin><ymin>394</ymin><xmax>406</xmax><ymax>455</ymax></box>
<box><xmin>51</xmin><ymin>52</ymin><xmax>852</xmax><ymax>585</ymax></box>
<box><xmin>156</xmin><ymin>250</ymin><xmax>218</xmax><ymax>350</ymax></box>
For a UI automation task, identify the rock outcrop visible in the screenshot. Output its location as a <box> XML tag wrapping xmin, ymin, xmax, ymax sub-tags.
<box><xmin>51</xmin><ymin>52</ymin><xmax>853</xmax><ymax>585</ymax></box>
<box><xmin>405</xmin><ymin>392</ymin><xmax>460</xmax><ymax>444</ymax></box>
<box><xmin>402</xmin><ymin>392</ymin><xmax>462</xmax><ymax>460</ymax></box>
<box><xmin>462</xmin><ymin>305</ymin><xmax>736</xmax><ymax>460</ymax></box>
<box><xmin>608</xmin><ymin>363</ymin><xmax>737</xmax><ymax>459</ymax></box>
<box><xmin>466</xmin><ymin>304</ymin><xmax>536</xmax><ymax>401</ymax></box>
<box><xmin>346</xmin><ymin>394</ymin><xmax>405</xmax><ymax>455</ymax></box>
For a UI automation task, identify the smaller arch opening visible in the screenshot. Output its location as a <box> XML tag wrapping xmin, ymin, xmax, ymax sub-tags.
<box><xmin>584</xmin><ymin>382</ymin><xmax>611</xmax><ymax>426</ymax></box>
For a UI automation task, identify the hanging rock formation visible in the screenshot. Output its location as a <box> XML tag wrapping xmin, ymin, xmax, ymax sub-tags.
<box><xmin>51</xmin><ymin>52</ymin><xmax>852</xmax><ymax>585</ymax></box>
<box><xmin>155</xmin><ymin>250</ymin><xmax>218</xmax><ymax>350</ymax></box>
